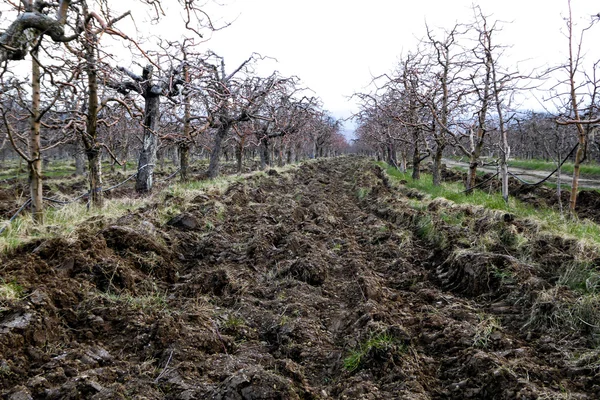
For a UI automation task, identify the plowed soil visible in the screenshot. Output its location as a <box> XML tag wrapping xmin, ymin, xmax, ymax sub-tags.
<box><xmin>1</xmin><ymin>157</ymin><xmax>599</xmax><ymax>399</ymax></box>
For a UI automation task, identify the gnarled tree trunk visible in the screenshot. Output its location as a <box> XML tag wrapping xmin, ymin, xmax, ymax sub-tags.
<box><xmin>135</xmin><ymin>66</ymin><xmax>160</xmax><ymax>193</ymax></box>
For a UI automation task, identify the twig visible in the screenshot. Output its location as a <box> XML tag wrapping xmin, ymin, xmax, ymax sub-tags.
<box><xmin>153</xmin><ymin>349</ymin><xmax>174</xmax><ymax>383</ymax></box>
<box><xmin>212</xmin><ymin>320</ymin><xmax>229</xmax><ymax>354</ymax></box>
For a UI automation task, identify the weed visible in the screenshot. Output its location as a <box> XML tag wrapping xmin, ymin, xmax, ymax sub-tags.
<box><xmin>413</xmin><ymin>214</ymin><xmax>447</xmax><ymax>248</ymax></box>
<box><xmin>343</xmin><ymin>332</ymin><xmax>404</xmax><ymax>372</ymax></box>
<box><xmin>440</xmin><ymin>211</ymin><xmax>465</xmax><ymax>226</ymax></box>
<box><xmin>99</xmin><ymin>290</ymin><xmax>169</xmax><ymax>313</ymax></box>
<box><xmin>525</xmin><ymin>288</ymin><xmax>600</xmax><ymax>339</ymax></box>
<box><xmin>491</xmin><ymin>267</ymin><xmax>514</xmax><ymax>285</ymax></box>
<box><xmin>223</xmin><ymin>315</ymin><xmax>245</xmax><ymax>329</ymax></box>
<box><xmin>473</xmin><ymin>314</ymin><xmax>502</xmax><ymax>348</ymax></box>
<box><xmin>0</xmin><ymin>279</ymin><xmax>25</xmax><ymax>301</ymax></box>
<box><xmin>357</xmin><ymin>187</ymin><xmax>371</xmax><ymax>200</ymax></box>
<box><xmin>571</xmin><ymin>295</ymin><xmax>600</xmax><ymax>334</ymax></box>
<box><xmin>279</xmin><ymin>315</ymin><xmax>291</xmax><ymax>326</ymax></box>
<box><xmin>558</xmin><ymin>262</ymin><xmax>600</xmax><ymax>295</ymax></box>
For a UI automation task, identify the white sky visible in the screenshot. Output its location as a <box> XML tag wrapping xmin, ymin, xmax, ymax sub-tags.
<box><xmin>195</xmin><ymin>0</ymin><xmax>598</xmax><ymax>136</ymax></box>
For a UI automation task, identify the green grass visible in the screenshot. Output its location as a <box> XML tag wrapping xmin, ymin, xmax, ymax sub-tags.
<box><xmin>0</xmin><ymin>279</ymin><xmax>25</xmax><ymax>301</ymax></box>
<box><xmin>0</xmin><ymin>195</ymin><xmax>148</xmax><ymax>253</ymax></box>
<box><xmin>343</xmin><ymin>332</ymin><xmax>402</xmax><ymax>372</ymax></box>
<box><xmin>558</xmin><ymin>262</ymin><xmax>600</xmax><ymax>295</ymax></box>
<box><xmin>379</xmin><ymin>162</ymin><xmax>600</xmax><ymax>246</ymax></box>
<box><xmin>508</xmin><ymin>158</ymin><xmax>600</xmax><ymax>178</ymax></box>
<box><xmin>357</xmin><ymin>187</ymin><xmax>371</xmax><ymax>200</ymax></box>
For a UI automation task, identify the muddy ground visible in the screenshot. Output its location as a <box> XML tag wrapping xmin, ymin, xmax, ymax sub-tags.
<box><xmin>1</xmin><ymin>156</ymin><xmax>600</xmax><ymax>399</ymax></box>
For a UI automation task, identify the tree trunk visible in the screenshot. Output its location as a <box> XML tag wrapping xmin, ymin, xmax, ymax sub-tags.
<box><xmin>259</xmin><ymin>137</ymin><xmax>270</xmax><ymax>170</ymax></box>
<box><xmin>569</xmin><ymin>140</ymin><xmax>585</xmax><ymax>213</ymax></box>
<box><xmin>411</xmin><ymin>134</ymin><xmax>421</xmax><ymax>180</ymax></box>
<box><xmin>499</xmin><ymin>127</ymin><xmax>510</xmax><ymax>203</ymax></box>
<box><xmin>75</xmin><ymin>143</ymin><xmax>86</xmax><ymax>176</ymax></box>
<box><xmin>557</xmin><ymin>149</ymin><xmax>563</xmax><ymax>215</ymax></box>
<box><xmin>30</xmin><ymin>46</ymin><xmax>43</xmax><ymax>223</ymax></box>
<box><xmin>170</xmin><ymin>147</ymin><xmax>179</xmax><ymax>169</ymax></box>
<box><xmin>87</xmin><ymin>148</ymin><xmax>103</xmax><ymax>207</ymax></box>
<box><xmin>235</xmin><ymin>142</ymin><xmax>243</xmax><ymax>174</ymax></box>
<box><xmin>207</xmin><ymin>125</ymin><xmax>229</xmax><ymax>178</ymax></box>
<box><xmin>278</xmin><ymin>142</ymin><xmax>284</xmax><ymax>167</ymax></box>
<box><xmin>179</xmin><ymin>143</ymin><xmax>189</xmax><ymax>182</ymax></box>
<box><xmin>80</xmin><ymin>2</ymin><xmax>104</xmax><ymax>208</ymax></box>
<box><xmin>467</xmin><ymin>158</ymin><xmax>478</xmax><ymax>194</ymax></box>
<box><xmin>432</xmin><ymin>145</ymin><xmax>443</xmax><ymax>186</ymax></box>
<box><xmin>135</xmin><ymin>88</ymin><xmax>160</xmax><ymax>193</ymax></box>
<box><xmin>387</xmin><ymin>142</ymin><xmax>398</xmax><ymax>169</ymax></box>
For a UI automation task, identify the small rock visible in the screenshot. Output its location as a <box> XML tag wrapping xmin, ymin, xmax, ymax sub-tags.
<box><xmin>139</xmin><ymin>220</ymin><xmax>157</xmax><ymax>235</ymax></box>
<box><xmin>1</xmin><ymin>313</ymin><xmax>33</xmax><ymax>329</ymax></box>
<box><xmin>8</xmin><ymin>386</ymin><xmax>33</xmax><ymax>400</ymax></box>
<box><xmin>167</xmin><ymin>213</ymin><xmax>199</xmax><ymax>231</ymax></box>
<box><xmin>29</xmin><ymin>290</ymin><xmax>49</xmax><ymax>306</ymax></box>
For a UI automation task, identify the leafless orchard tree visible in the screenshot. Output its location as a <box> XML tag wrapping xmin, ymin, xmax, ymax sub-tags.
<box><xmin>250</xmin><ymin>84</ymin><xmax>318</xmax><ymax>169</ymax></box>
<box><xmin>420</xmin><ymin>23</ymin><xmax>472</xmax><ymax>187</ymax></box>
<box><xmin>188</xmin><ymin>52</ymin><xmax>290</xmax><ymax>178</ymax></box>
<box><xmin>0</xmin><ymin>34</ymin><xmax>80</xmax><ymax>222</ymax></box>
<box><xmin>449</xmin><ymin>7</ymin><xmax>522</xmax><ymax>198</ymax></box>
<box><xmin>0</xmin><ymin>0</ymin><xmax>82</xmax><ymax>221</ymax></box>
<box><xmin>553</xmin><ymin>0</ymin><xmax>600</xmax><ymax>214</ymax></box>
<box><xmin>107</xmin><ymin>61</ymin><xmax>185</xmax><ymax>193</ymax></box>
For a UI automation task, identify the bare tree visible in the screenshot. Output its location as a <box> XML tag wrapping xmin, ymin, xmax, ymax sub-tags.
<box><xmin>108</xmin><ymin>61</ymin><xmax>184</xmax><ymax>193</ymax></box>
<box><xmin>190</xmin><ymin>52</ymin><xmax>288</xmax><ymax>178</ymax></box>
<box><xmin>554</xmin><ymin>0</ymin><xmax>600</xmax><ymax>214</ymax></box>
<box><xmin>422</xmin><ymin>23</ymin><xmax>471</xmax><ymax>186</ymax></box>
<box><xmin>252</xmin><ymin>85</ymin><xmax>317</xmax><ymax>169</ymax></box>
<box><xmin>1</xmin><ymin>38</ymin><xmax>76</xmax><ymax>222</ymax></box>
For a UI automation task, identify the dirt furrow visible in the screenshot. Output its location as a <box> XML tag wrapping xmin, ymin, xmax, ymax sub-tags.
<box><xmin>1</xmin><ymin>156</ymin><xmax>599</xmax><ymax>399</ymax></box>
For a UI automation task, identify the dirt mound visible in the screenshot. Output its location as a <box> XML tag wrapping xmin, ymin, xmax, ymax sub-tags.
<box><xmin>2</xmin><ymin>156</ymin><xmax>600</xmax><ymax>399</ymax></box>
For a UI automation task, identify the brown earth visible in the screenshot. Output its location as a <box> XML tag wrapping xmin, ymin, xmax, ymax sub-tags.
<box><xmin>1</xmin><ymin>156</ymin><xmax>599</xmax><ymax>399</ymax></box>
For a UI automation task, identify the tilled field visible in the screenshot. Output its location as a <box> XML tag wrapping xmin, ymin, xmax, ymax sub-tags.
<box><xmin>1</xmin><ymin>157</ymin><xmax>599</xmax><ymax>399</ymax></box>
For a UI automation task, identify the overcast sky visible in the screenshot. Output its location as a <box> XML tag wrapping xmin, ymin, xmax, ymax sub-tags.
<box><xmin>2</xmin><ymin>0</ymin><xmax>586</xmax><ymax>137</ymax></box>
<box><xmin>185</xmin><ymin>0</ymin><xmax>596</xmax><ymax>136</ymax></box>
